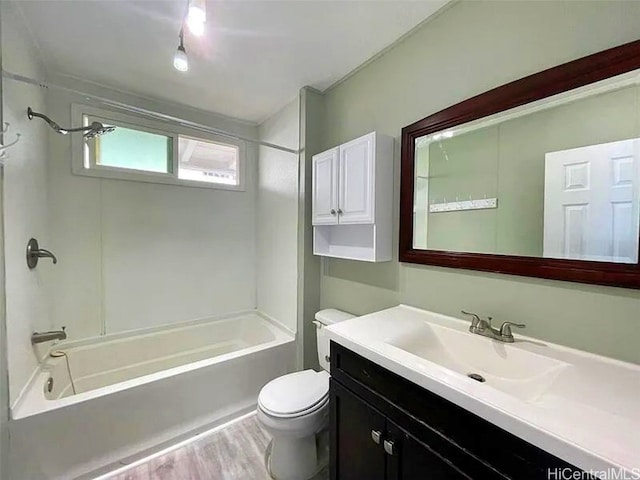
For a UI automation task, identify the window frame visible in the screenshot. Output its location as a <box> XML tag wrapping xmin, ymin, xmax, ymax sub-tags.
<box><xmin>71</xmin><ymin>104</ymin><xmax>246</xmax><ymax>191</ymax></box>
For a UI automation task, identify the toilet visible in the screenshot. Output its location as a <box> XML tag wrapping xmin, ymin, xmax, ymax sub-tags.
<box><xmin>257</xmin><ymin>309</ymin><xmax>355</xmax><ymax>480</ymax></box>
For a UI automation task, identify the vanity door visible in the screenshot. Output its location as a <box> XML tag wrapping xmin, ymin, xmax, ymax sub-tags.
<box><xmin>330</xmin><ymin>379</ymin><xmax>386</xmax><ymax>480</ymax></box>
<box><xmin>385</xmin><ymin>421</ymin><xmax>469</xmax><ymax>480</ymax></box>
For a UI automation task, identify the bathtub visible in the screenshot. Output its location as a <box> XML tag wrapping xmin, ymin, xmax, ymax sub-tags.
<box><xmin>9</xmin><ymin>311</ymin><xmax>295</xmax><ymax>480</ymax></box>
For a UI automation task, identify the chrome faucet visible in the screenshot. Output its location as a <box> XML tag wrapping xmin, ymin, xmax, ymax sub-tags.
<box><xmin>461</xmin><ymin>311</ymin><xmax>525</xmax><ymax>343</ymax></box>
<box><xmin>31</xmin><ymin>326</ymin><xmax>67</xmax><ymax>345</ymax></box>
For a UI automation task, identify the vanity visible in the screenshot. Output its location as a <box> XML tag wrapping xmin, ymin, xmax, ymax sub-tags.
<box><xmin>326</xmin><ymin>306</ymin><xmax>639</xmax><ymax>479</ymax></box>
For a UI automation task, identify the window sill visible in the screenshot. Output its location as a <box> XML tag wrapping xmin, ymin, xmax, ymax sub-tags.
<box><xmin>71</xmin><ymin>164</ymin><xmax>246</xmax><ymax>192</ymax></box>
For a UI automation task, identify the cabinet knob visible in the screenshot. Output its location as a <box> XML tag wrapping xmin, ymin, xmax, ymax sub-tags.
<box><xmin>330</xmin><ymin>209</ymin><xmax>336</xmax><ymax>215</ymax></box>
<box><xmin>383</xmin><ymin>439</ymin><xmax>396</xmax><ymax>456</ymax></box>
<box><xmin>371</xmin><ymin>430</ymin><xmax>382</xmax><ymax>445</ymax></box>
<box><xmin>337</xmin><ymin>208</ymin><xmax>343</xmax><ymax>214</ymax></box>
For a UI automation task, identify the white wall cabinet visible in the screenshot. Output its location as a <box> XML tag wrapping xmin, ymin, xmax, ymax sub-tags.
<box><xmin>312</xmin><ymin>132</ymin><xmax>393</xmax><ymax>262</ymax></box>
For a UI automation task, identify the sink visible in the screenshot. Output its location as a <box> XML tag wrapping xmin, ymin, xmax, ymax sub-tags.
<box><xmin>386</xmin><ymin>321</ymin><xmax>570</xmax><ymax>401</ymax></box>
<box><xmin>325</xmin><ymin>305</ymin><xmax>640</xmax><ymax>473</ymax></box>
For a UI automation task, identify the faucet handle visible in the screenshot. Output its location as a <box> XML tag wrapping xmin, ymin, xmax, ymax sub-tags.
<box><xmin>499</xmin><ymin>321</ymin><xmax>526</xmax><ymax>338</ymax></box>
<box><xmin>462</xmin><ymin>311</ymin><xmax>494</xmax><ymax>332</ymax></box>
<box><xmin>461</xmin><ymin>310</ymin><xmax>481</xmax><ymax>328</ymax></box>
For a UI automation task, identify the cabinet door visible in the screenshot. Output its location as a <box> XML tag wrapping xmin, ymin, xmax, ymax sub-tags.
<box><xmin>330</xmin><ymin>380</ymin><xmax>386</xmax><ymax>480</ymax></box>
<box><xmin>312</xmin><ymin>148</ymin><xmax>339</xmax><ymax>225</ymax></box>
<box><xmin>385</xmin><ymin>421</ymin><xmax>469</xmax><ymax>480</ymax></box>
<box><xmin>338</xmin><ymin>133</ymin><xmax>375</xmax><ymax>224</ymax></box>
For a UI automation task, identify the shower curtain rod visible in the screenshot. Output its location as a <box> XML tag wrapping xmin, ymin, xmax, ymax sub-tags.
<box><xmin>1</xmin><ymin>70</ymin><xmax>300</xmax><ymax>155</ymax></box>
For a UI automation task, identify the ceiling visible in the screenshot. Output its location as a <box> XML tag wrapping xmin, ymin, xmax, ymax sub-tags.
<box><xmin>16</xmin><ymin>0</ymin><xmax>448</xmax><ymax>124</ymax></box>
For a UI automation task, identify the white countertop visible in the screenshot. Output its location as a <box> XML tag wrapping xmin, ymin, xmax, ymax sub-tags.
<box><xmin>325</xmin><ymin>305</ymin><xmax>640</xmax><ymax>475</ymax></box>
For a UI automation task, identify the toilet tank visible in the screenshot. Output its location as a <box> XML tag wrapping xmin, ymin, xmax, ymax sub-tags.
<box><xmin>315</xmin><ymin>309</ymin><xmax>355</xmax><ymax>372</ymax></box>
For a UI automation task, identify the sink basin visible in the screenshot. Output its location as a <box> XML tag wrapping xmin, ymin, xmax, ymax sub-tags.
<box><xmin>386</xmin><ymin>321</ymin><xmax>570</xmax><ymax>401</ymax></box>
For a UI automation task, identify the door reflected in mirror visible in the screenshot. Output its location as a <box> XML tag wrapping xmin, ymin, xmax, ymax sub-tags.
<box><xmin>413</xmin><ymin>70</ymin><xmax>640</xmax><ymax>264</ymax></box>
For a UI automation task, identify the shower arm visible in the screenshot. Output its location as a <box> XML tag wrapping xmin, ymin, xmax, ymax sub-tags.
<box><xmin>27</xmin><ymin>107</ymin><xmax>96</xmax><ymax>135</ymax></box>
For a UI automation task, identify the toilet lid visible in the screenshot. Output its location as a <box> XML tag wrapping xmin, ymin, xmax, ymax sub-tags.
<box><xmin>258</xmin><ymin>370</ymin><xmax>329</xmax><ymax>417</ymax></box>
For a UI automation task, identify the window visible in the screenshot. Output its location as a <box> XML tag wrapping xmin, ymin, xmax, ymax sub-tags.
<box><xmin>72</xmin><ymin>105</ymin><xmax>244</xmax><ymax>190</ymax></box>
<box><xmin>177</xmin><ymin>136</ymin><xmax>239</xmax><ymax>185</ymax></box>
<box><xmin>95</xmin><ymin>126</ymin><xmax>173</xmax><ymax>173</ymax></box>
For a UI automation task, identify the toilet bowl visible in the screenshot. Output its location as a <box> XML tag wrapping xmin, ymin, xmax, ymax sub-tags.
<box><xmin>257</xmin><ymin>309</ymin><xmax>355</xmax><ymax>480</ymax></box>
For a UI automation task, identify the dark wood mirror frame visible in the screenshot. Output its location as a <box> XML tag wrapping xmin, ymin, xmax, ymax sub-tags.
<box><xmin>400</xmin><ymin>40</ymin><xmax>640</xmax><ymax>289</ymax></box>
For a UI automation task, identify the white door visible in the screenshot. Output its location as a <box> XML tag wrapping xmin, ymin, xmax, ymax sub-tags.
<box><xmin>312</xmin><ymin>148</ymin><xmax>339</xmax><ymax>225</ymax></box>
<box><xmin>543</xmin><ymin>139</ymin><xmax>640</xmax><ymax>263</ymax></box>
<box><xmin>338</xmin><ymin>133</ymin><xmax>375</xmax><ymax>224</ymax></box>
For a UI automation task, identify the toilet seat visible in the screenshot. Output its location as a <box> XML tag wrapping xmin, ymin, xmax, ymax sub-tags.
<box><xmin>258</xmin><ymin>370</ymin><xmax>329</xmax><ymax>419</ymax></box>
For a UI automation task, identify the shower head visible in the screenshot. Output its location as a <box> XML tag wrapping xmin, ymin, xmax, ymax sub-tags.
<box><xmin>84</xmin><ymin>122</ymin><xmax>116</xmax><ymax>139</ymax></box>
<box><xmin>27</xmin><ymin>107</ymin><xmax>115</xmax><ymax>139</ymax></box>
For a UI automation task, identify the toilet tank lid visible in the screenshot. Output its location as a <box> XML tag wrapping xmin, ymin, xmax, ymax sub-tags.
<box><xmin>314</xmin><ymin>308</ymin><xmax>355</xmax><ymax>326</ymax></box>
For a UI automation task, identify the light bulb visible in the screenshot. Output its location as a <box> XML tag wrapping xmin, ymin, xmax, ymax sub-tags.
<box><xmin>173</xmin><ymin>45</ymin><xmax>189</xmax><ymax>72</ymax></box>
<box><xmin>187</xmin><ymin>17</ymin><xmax>205</xmax><ymax>36</ymax></box>
<box><xmin>187</xmin><ymin>0</ymin><xmax>206</xmax><ymax>36</ymax></box>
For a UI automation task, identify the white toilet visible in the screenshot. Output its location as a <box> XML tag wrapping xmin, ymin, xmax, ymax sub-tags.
<box><xmin>257</xmin><ymin>309</ymin><xmax>354</xmax><ymax>480</ymax></box>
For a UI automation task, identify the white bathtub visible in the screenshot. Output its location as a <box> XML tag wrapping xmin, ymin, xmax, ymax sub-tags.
<box><xmin>9</xmin><ymin>311</ymin><xmax>295</xmax><ymax>480</ymax></box>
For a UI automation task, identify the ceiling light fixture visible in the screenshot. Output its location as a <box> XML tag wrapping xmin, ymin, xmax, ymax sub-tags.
<box><xmin>187</xmin><ymin>0</ymin><xmax>206</xmax><ymax>36</ymax></box>
<box><xmin>173</xmin><ymin>29</ymin><xmax>189</xmax><ymax>72</ymax></box>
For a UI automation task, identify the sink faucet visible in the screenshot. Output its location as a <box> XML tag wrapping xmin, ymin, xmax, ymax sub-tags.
<box><xmin>461</xmin><ymin>311</ymin><xmax>525</xmax><ymax>343</ymax></box>
<box><xmin>31</xmin><ymin>326</ymin><xmax>67</xmax><ymax>345</ymax></box>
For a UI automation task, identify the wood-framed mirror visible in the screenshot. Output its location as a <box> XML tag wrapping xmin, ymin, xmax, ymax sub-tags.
<box><xmin>400</xmin><ymin>40</ymin><xmax>640</xmax><ymax>289</ymax></box>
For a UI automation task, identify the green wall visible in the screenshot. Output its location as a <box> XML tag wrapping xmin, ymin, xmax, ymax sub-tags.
<box><xmin>317</xmin><ymin>0</ymin><xmax>640</xmax><ymax>364</ymax></box>
<box><xmin>422</xmin><ymin>83</ymin><xmax>639</xmax><ymax>256</ymax></box>
<box><xmin>425</xmin><ymin>126</ymin><xmax>499</xmax><ymax>253</ymax></box>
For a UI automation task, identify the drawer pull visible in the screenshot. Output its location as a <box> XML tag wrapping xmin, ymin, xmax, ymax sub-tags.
<box><xmin>383</xmin><ymin>439</ymin><xmax>396</xmax><ymax>456</ymax></box>
<box><xmin>361</xmin><ymin>368</ymin><xmax>371</xmax><ymax>378</ymax></box>
<box><xmin>371</xmin><ymin>430</ymin><xmax>382</xmax><ymax>445</ymax></box>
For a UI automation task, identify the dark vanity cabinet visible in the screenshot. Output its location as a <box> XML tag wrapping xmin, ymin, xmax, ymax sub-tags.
<box><xmin>329</xmin><ymin>342</ymin><xmax>586</xmax><ymax>480</ymax></box>
<box><xmin>331</xmin><ymin>380</ymin><xmax>466</xmax><ymax>480</ymax></box>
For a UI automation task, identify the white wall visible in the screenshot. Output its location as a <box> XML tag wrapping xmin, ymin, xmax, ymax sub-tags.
<box><xmin>1</xmin><ymin>2</ymin><xmax>52</xmax><ymax>406</ymax></box>
<box><xmin>257</xmin><ymin>98</ymin><xmax>300</xmax><ymax>333</ymax></box>
<box><xmin>45</xmin><ymin>87</ymin><xmax>259</xmax><ymax>339</ymax></box>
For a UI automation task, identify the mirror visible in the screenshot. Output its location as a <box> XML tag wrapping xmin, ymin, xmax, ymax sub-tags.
<box><xmin>413</xmin><ymin>71</ymin><xmax>640</xmax><ymax>263</ymax></box>
<box><xmin>400</xmin><ymin>40</ymin><xmax>640</xmax><ymax>288</ymax></box>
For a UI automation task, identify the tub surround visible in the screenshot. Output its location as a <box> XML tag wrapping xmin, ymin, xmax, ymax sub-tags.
<box><xmin>257</xmin><ymin>97</ymin><xmax>300</xmax><ymax>334</ymax></box>
<box><xmin>1</xmin><ymin>1</ymin><xmax>53</xmax><ymax>407</ymax></box>
<box><xmin>326</xmin><ymin>305</ymin><xmax>639</xmax><ymax>475</ymax></box>
<box><xmin>47</xmin><ymin>86</ymin><xmax>260</xmax><ymax>340</ymax></box>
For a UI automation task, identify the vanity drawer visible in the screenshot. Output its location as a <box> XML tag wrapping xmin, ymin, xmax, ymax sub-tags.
<box><xmin>330</xmin><ymin>341</ymin><xmax>585</xmax><ymax>479</ymax></box>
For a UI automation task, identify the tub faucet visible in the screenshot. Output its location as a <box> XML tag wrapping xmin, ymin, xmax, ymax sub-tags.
<box><xmin>461</xmin><ymin>311</ymin><xmax>525</xmax><ymax>343</ymax></box>
<box><xmin>31</xmin><ymin>326</ymin><xmax>67</xmax><ymax>344</ymax></box>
